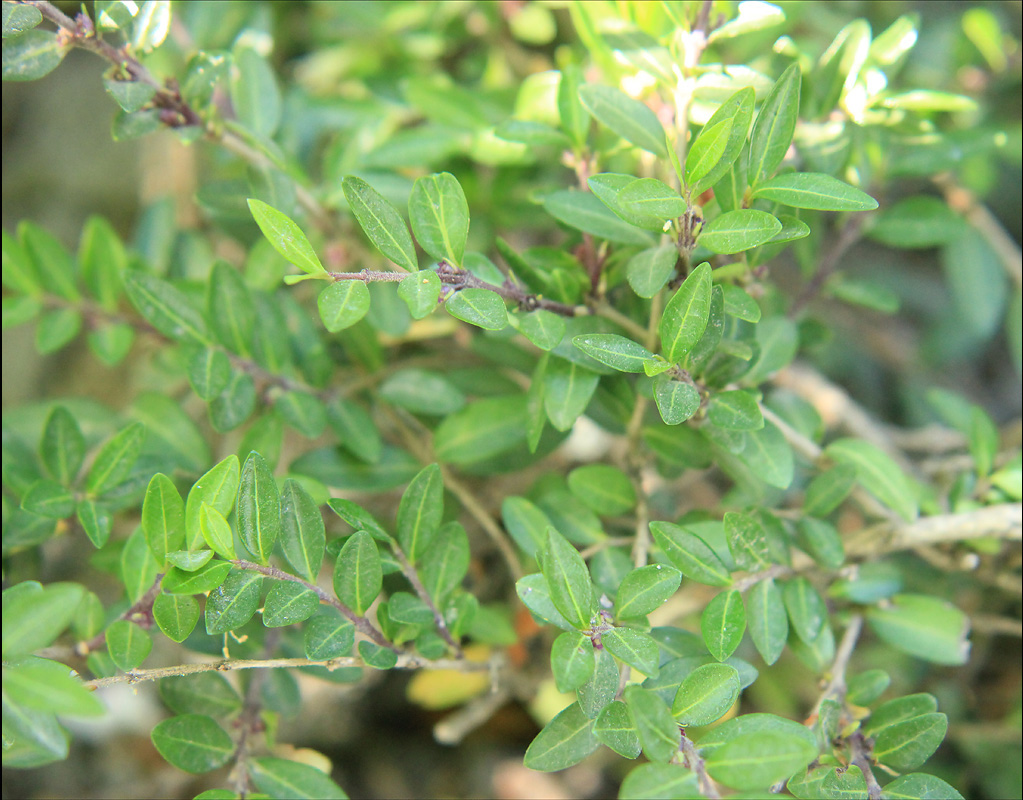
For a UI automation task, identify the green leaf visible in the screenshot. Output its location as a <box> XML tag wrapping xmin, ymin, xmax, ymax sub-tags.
<box><xmin>572</xmin><ymin>333</ymin><xmax>654</xmax><ymax>374</ymax></box>
<box><xmin>745</xmin><ymin>579</ymin><xmax>788</xmax><ymax>665</ymax></box>
<box><xmin>867</xmin><ymin>196</ymin><xmax>964</xmax><ymax>249</ymax></box>
<box><xmin>593</xmin><ymin>700</ymin><xmax>641</xmax><ymax>759</ymax></box>
<box><xmin>249</xmin><ymin>756</ymin><xmax>348</xmax><ymax>800</ymax></box>
<box><xmin>803</xmin><ymin>464</ymin><xmax>857</xmax><ymax>516</ymax></box>
<box><xmin>106</xmin><ymin>619</ymin><xmax>152</xmax><ymax>671</ymax></box>
<box><xmin>397</xmin><ymin>270</ymin><xmax>441</xmax><ymax>319</ymax></box>
<box><xmin>236</xmin><ymin>451</ymin><xmax>281</xmax><ymax>564</ymax></box>
<box><xmin>846</xmin><ymin>669</ymin><xmax>891</xmax><ymax>707</ymax></box>
<box><xmin>551</xmin><ymin>630</ymin><xmax>596</xmax><ymax>692</ymax></box>
<box><xmin>541</xmin><ymin>527</ymin><xmax>596</xmax><ymax>630</ymax></box>
<box><xmin>690</xmin><ymin>87</ymin><xmax>756</xmax><ymax>195</ymax></box>
<box><xmin>232</xmin><ymin>47</ymin><xmax>281</xmax><ymax>138</ymax></box>
<box><xmin>866</xmin><ymin>594</ymin><xmax>970</xmax><ymax>666</ymax></box>
<box><xmin>419</xmin><ymin>521</ymin><xmax>469</xmax><ymax>603</ymax></box>
<box><xmin>77</xmin><ymin>499</ymin><xmax>112</xmax><ymax>548</ymax></box>
<box><xmin>516</xmin><ymin>573</ymin><xmax>574</xmax><ymax>631</ymax></box>
<box><xmin>748</xmin><ymin>63</ymin><xmax>801</xmax><ymax>187</ymax></box>
<box><xmin>881</xmin><ymin>773</ymin><xmax>964</xmax><ymax>800</ymax></box>
<box><xmin>205</xmin><ymin>569</ymin><xmax>262</xmax><ymax>634</ymax></box>
<box><xmin>142</xmin><ymin>473</ymin><xmax>185</xmax><ymax>565</ymax></box>
<box><xmin>578</xmin><ymin>645</ymin><xmax>620</xmax><ymax>718</ymax></box>
<box><xmin>184</xmin><ymin>455</ymin><xmax>240</xmax><ymax>550</ymax></box>
<box><xmin>247</xmin><ymin>198</ymin><xmax>325</xmax><ymax>276</ymax></box>
<box><xmin>624</xmin><ymin>685</ymin><xmax>680</xmax><ymax>763</ymax></box>
<box><xmin>699</xmin><ymin>209</ymin><xmax>782</xmax><ymax>254</ymax></box>
<box><xmin>567</xmin><ymin>464</ymin><xmax>636</xmax><ymax>516</ymax></box>
<box><xmin>304</xmin><ymin>606</ymin><xmax>355</xmax><ymax>660</ymax></box>
<box><xmin>150</xmin><ymin>714</ymin><xmax>233</xmax><ymax>774</ymax></box>
<box><xmin>2</xmin><ymin>3</ymin><xmax>43</xmax><ymax>37</ymax></box>
<box><xmin>517</xmin><ymin>309</ymin><xmax>566</xmax><ymax>351</ymax></box>
<box><xmin>782</xmin><ymin>578</ymin><xmax>827</xmax><ymax>644</ymax></box>
<box><xmin>578</xmin><ymin>84</ymin><xmax>667</xmax><ymax>156</ymax></box>
<box><xmin>701</xmin><ymin>590</ymin><xmax>746</xmax><ymax>661</ymax></box>
<box><xmin>161</xmin><ymin>560</ymin><xmax>232</xmax><ymax>594</ymax></box>
<box><xmin>603</xmin><ymin>627</ymin><xmax>661</xmax><ymax>678</ymax></box>
<box><xmin>124</xmin><ymin>272</ymin><xmax>209</xmax><ymax>344</ymax></box>
<box><xmin>543</xmin><ymin>358</ymin><xmax>600</xmax><ymax>431</ymax></box>
<box><xmin>618</xmin><ymin>178</ymin><xmax>687</xmax><ymax>219</ymax></box>
<box><xmin>186</xmin><ymin>347</ymin><xmax>230</xmax><ymax>401</ymax></box>
<box><xmin>153</xmin><ymin>593</ymin><xmax>199</xmax><ymax>643</ymax></box>
<box><xmin>708</xmin><ymin>390</ymin><xmax>763</xmax><ymax>431</ymax></box>
<box><xmin>627</xmin><ymin>245</ymin><xmax>676</xmax><ymax>298</ymax></box>
<box><xmin>557</xmin><ymin>64</ymin><xmax>590</xmax><ymax>148</ymax></box>
<box><xmin>543</xmin><ymin>190</ymin><xmax>654</xmax><ymax>246</ymax></box>
<box><xmin>825</xmin><ymin>438</ymin><xmax>918</xmax><ymax>521</ymax></box>
<box><xmin>158</xmin><ymin>673</ymin><xmax>242</xmax><ymax>718</ymax></box>
<box><xmin>523</xmin><ymin>702</ymin><xmax>599</xmax><ymax>772</ymax></box>
<box><xmin>262</xmin><ymin>580</ymin><xmax>319</xmax><ymax>628</ymax></box>
<box><xmin>20</xmin><ymin>220</ymin><xmax>77</xmax><ymax>300</ymax></box>
<box><xmin>619</xmin><ymin>763</ymin><xmax>701</xmax><ymax>800</ymax></box>
<box><xmin>874</xmin><ymin>713</ymin><xmax>948</xmax><ymax>771</ymax></box>
<box><xmin>379</xmin><ymin>368</ymin><xmax>465</xmax><ymax>416</ymax></box>
<box><xmin>615</xmin><ymin>565</ymin><xmax>681</xmax><ymax>619</ymax></box>
<box><xmin>333</xmin><ymin>531</ymin><xmax>381</xmax><ymax>616</ymax></box>
<box><xmin>724</xmin><ymin>511</ymin><xmax>771</xmax><ymax>571</ymax></box>
<box><xmin>200</xmin><ymin>503</ymin><xmax>236</xmax><ymax>560</ymax></box>
<box><xmin>672</xmin><ymin>662</ymin><xmax>740</xmax><ymax>726</ymax></box>
<box><xmin>653</xmin><ymin>376</ymin><xmax>701</xmax><ymax>426</ymax></box>
<box><xmin>705</xmin><ymin>729</ymin><xmax>817</xmax><ymax>791</ymax></box>
<box><xmin>445</xmin><ymin>287</ymin><xmax>508</xmax><ymax>331</ymax></box>
<box><xmin>796</xmin><ymin>518</ymin><xmax>845</xmax><ymax>569</ymax></box>
<box><xmin>318</xmin><ymin>281</ymin><xmax>370</xmax><ymax>332</ymax></box>
<box><xmin>709</xmin><ymin>1</ymin><xmax>786</xmax><ymax>42</ymax></box>
<box><xmin>35</xmin><ymin>308</ymin><xmax>81</xmax><ymax>354</ymax></box>
<box><xmin>588</xmin><ymin>173</ymin><xmax>666</xmax><ymax>232</ymax></box>
<box><xmin>40</xmin><ymin>406</ymin><xmax>85</xmax><ymax>486</ymax></box>
<box><xmin>121</xmin><ymin>527</ymin><xmax>159</xmax><ymax>603</ymax></box>
<box><xmin>85</xmin><ymin>422</ymin><xmax>145</xmax><ymax>497</ymax></box>
<box><xmin>20</xmin><ymin>480</ymin><xmax>75</xmax><ymax>519</ymax></box>
<box><xmin>434</xmin><ymin>395</ymin><xmax>528</xmax><ymax>464</ymax></box>
<box><xmin>408</xmin><ymin>172</ymin><xmax>470</xmax><ymax>265</ymax></box>
<box><xmin>686</xmin><ymin>118</ymin><xmax>733</xmax><ymax>191</ymax></box>
<box><xmin>104</xmin><ymin>75</ymin><xmax>157</xmax><ymax>113</ymax></box>
<box><xmin>280</xmin><ymin>479</ymin><xmax>325</xmax><ymax>583</ymax></box>
<box><xmin>660</xmin><ymin>262</ymin><xmax>712</xmax><ymax>363</ymax></box>
<box><xmin>164</xmin><ymin>550</ymin><xmax>215</xmax><ymax>574</ymax></box>
<box><xmin>502</xmin><ymin>497</ymin><xmax>552</xmax><ymax>559</ymax></box>
<box><xmin>650</xmin><ymin>522</ymin><xmax>732</xmax><ymax>587</ymax></box>
<box><xmin>735</xmin><ymin>421</ymin><xmax>795</xmax><ymax>490</ymax></box>
<box><xmin>2</xmin><ymin>30</ymin><xmax>65</xmax><ymax>81</ymax></box>
<box><xmin>276</xmin><ymin>391</ymin><xmax>326</xmax><ymax>439</ymax></box>
<box><xmin>341</xmin><ymin>177</ymin><xmax>417</xmax><ymax>272</ymax></box>
<box><xmin>752</xmin><ymin>173</ymin><xmax>878</xmax><ymax>211</ymax></box>
<box><xmin>396</xmin><ymin>463</ymin><xmax>444</xmax><ymax>563</ymax></box>
<box><xmin>2</xmin><ymin>656</ymin><xmax>104</xmax><ymax>717</ymax></box>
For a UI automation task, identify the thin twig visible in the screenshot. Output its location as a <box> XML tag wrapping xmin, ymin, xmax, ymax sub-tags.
<box><xmin>680</xmin><ymin>733</ymin><xmax>721</xmax><ymax>799</ymax></box>
<box><xmin>788</xmin><ymin>213</ymin><xmax>869</xmax><ymax>318</ymax></box>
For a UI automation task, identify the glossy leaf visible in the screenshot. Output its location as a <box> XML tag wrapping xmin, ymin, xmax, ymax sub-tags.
<box><xmin>701</xmin><ymin>590</ymin><xmax>746</xmax><ymax>661</ymax></box>
<box><xmin>686</xmin><ymin>118</ymin><xmax>733</xmax><ymax>191</ymax></box>
<box><xmin>578</xmin><ymin>84</ymin><xmax>667</xmax><ymax>156</ymax></box>
<box><xmin>541</xmin><ymin>527</ymin><xmax>596</xmax><ymax>630</ymax></box>
<box><xmin>615</xmin><ymin>565</ymin><xmax>682</xmax><ymax>619</ymax></box>
<box><xmin>204</xmin><ymin>569</ymin><xmax>263</xmax><ymax>634</ymax></box>
<box><xmin>341</xmin><ymin>177</ymin><xmax>417</xmax><ymax>272</ymax></box>
<box><xmin>650</xmin><ymin>522</ymin><xmax>732</xmax><ymax>587</ymax></box>
<box><xmin>672</xmin><ymin>662</ymin><xmax>740</xmax><ymax>726</ymax></box>
<box><xmin>660</xmin><ymin>262</ymin><xmax>712</xmax><ymax>363</ymax></box>
<box><xmin>161</xmin><ymin>560</ymin><xmax>232</xmax><ymax>594</ymax></box>
<box><xmin>409</xmin><ymin>172</ymin><xmax>469</xmax><ymax>264</ymax></box>
<box><xmin>333</xmin><ymin>531</ymin><xmax>381</xmax><ymax>616</ymax></box>
<box><xmin>150</xmin><ymin>714</ymin><xmax>233</xmax><ymax>774</ymax></box>
<box><xmin>523</xmin><ymin>702</ymin><xmax>599</xmax><ymax>772</ymax></box>
<box><xmin>280</xmin><ymin>479</ymin><xmax>325</xmax><ymax>583</ymax></box>
<box><xmin>593</xmin><ymin>700</ymin><xmax>641</xmax><ymax>759</ymax></box>
<box><xmin>699</xmin><ymin>209</ymin><xmax>782</xmax><ymax>254</ymax></box>
<box><xmin>445</xmin><ymin>287</ymin><xmax>507</xmax><ymax>331</ymax></box>
<box><xmin>246</xmin><ymin>199</ymin><xmax>324</xmax><ymax>276</ymax></box>
<box><xmin>573</xmin><ymin>333</ymin><xmax>654</xmax><ymax>374</ymax></box>
<box><xmin>745</xmin><ymin>579</ymin><xmax>788</xmax><ymax>665</ymax></box>
<box><xmin>618</xmin><ymin>178</ymin><xmax>687</xmax><ymax>219</ymax></box>
<box><xmin>152</xmin><ymin>593</ymin><xmax>199</xmax><ymax>643</ymax></box>
<box><xmin>516</xmin><ymin>573</ymin><xmax>575</xmax><ymax>631</ymax></box>
<box><xmin>873</xmin><ymin>713</ymin><xmax>948</xmax><ymax>771</ymax></box>
<box><xmin>748</xmin><ymin>63</ymin><xmax>801</xmax><ymax>187</ymax></box>
<box><xmin>691</xmin><ymin>87</ymin><xmax>756</xmax><ymax>195</ymax></box>
<box><xmin>236</xmin><ymin>451</ymin><xmax>280</xmax><ymax>564</ymax></box>
<box><xmin>752</xmin><ymin>172</ymin><xmax>878</xmax><ymax>210</ymax></box>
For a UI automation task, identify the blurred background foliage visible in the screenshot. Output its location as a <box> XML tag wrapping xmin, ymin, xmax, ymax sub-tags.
<box><xmin>2</xmin><ymin>1</ymin><xmax>1020</xmax><ymax>798</ymax></box>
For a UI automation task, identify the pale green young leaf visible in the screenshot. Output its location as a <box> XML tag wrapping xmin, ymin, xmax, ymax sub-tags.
<box><xmin>162</xmin><ymin>560</ymin><xmax>232</xmax><ymax>595</ymax></box>
<box><xmin>709</xmin><ymin>1</ymin><xmax>786</xmax><ymax>42</ymax></box>
<box><xmin>699</xmin><ymin>209</ymin><xmax>782</xmax><ymax>254</ymax></box>
<box><xmin>200</xmin><ymin>503</ymin><xmax>236</xmax><ymax>560</ymax></box>
<box><xmin>35</xmin><ymin>308</ymin><xmax>81</xmax><ymax>354</ymax></box>
<box><xmin>578</xmin><ymin>84</ymin><xmax>667</xmax><ymax>156</ymax></box>
<box><xmin>573</xmin><ymin>333</ymin><xmax>655</xmax><ymax>374</ymax></box>
<box><xmin>588</xmin><ymin>173</ymin><xmax>666</xmax><ymax>232</ymax></box>
<box><xmin>2</xmin><ymin>656</ymin><xmax>104</xmax><ymax>717</ymax></box>
<box><xmin>333</xmin><ymin>531</ymin><xmax>381</xmax><ymax>616</ymax></box>
<box><xmin>557</xmin><ymin>64</ymin><xmax>590</xmax><ymax>149</ymax></box>
<box><xmin>618</xmin><ymin>178</ymin><xmax>687</xmax><ymax>219</ymax></box>
<box><xmin>409</xmin><ymin>172</ymin><xmax>470</xmax><ymax>265</ymax></box>
<box><xmin>184</xmin><ymin>455</ymin><xmax>240</xmax><ymax>550</ymax></box>
<box><xmin>236</xmin><ymin>452</ymin><xmax>281</xmax><ymax>564</ymax></box>
<box><xmin>341</xmin><ymin>177</ymin><xmax>417</xmax><ymax>272</ymax></box>
<box><xmin>748</xmin><ymin>62</ymin><xmax>801</xmax><ymax>187</ymax></box>
<box><xmin>77</xmin><ymin>499</ymin><xmax>112</xmax><ymax>548</ymax></box>
<box><xmin>691</xmin><ymin>87</ymin><xmax>756</xmax><ymax>196</ymax></box>
<box><xmin>246</xmin><ymin>198</ymin><xmax>325</xmax><ymax>276</ymax></box>
<box><xmin>686</xmin><ymin>118</ymin><xmax>733</xmax><ymax>191</ymax></box>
